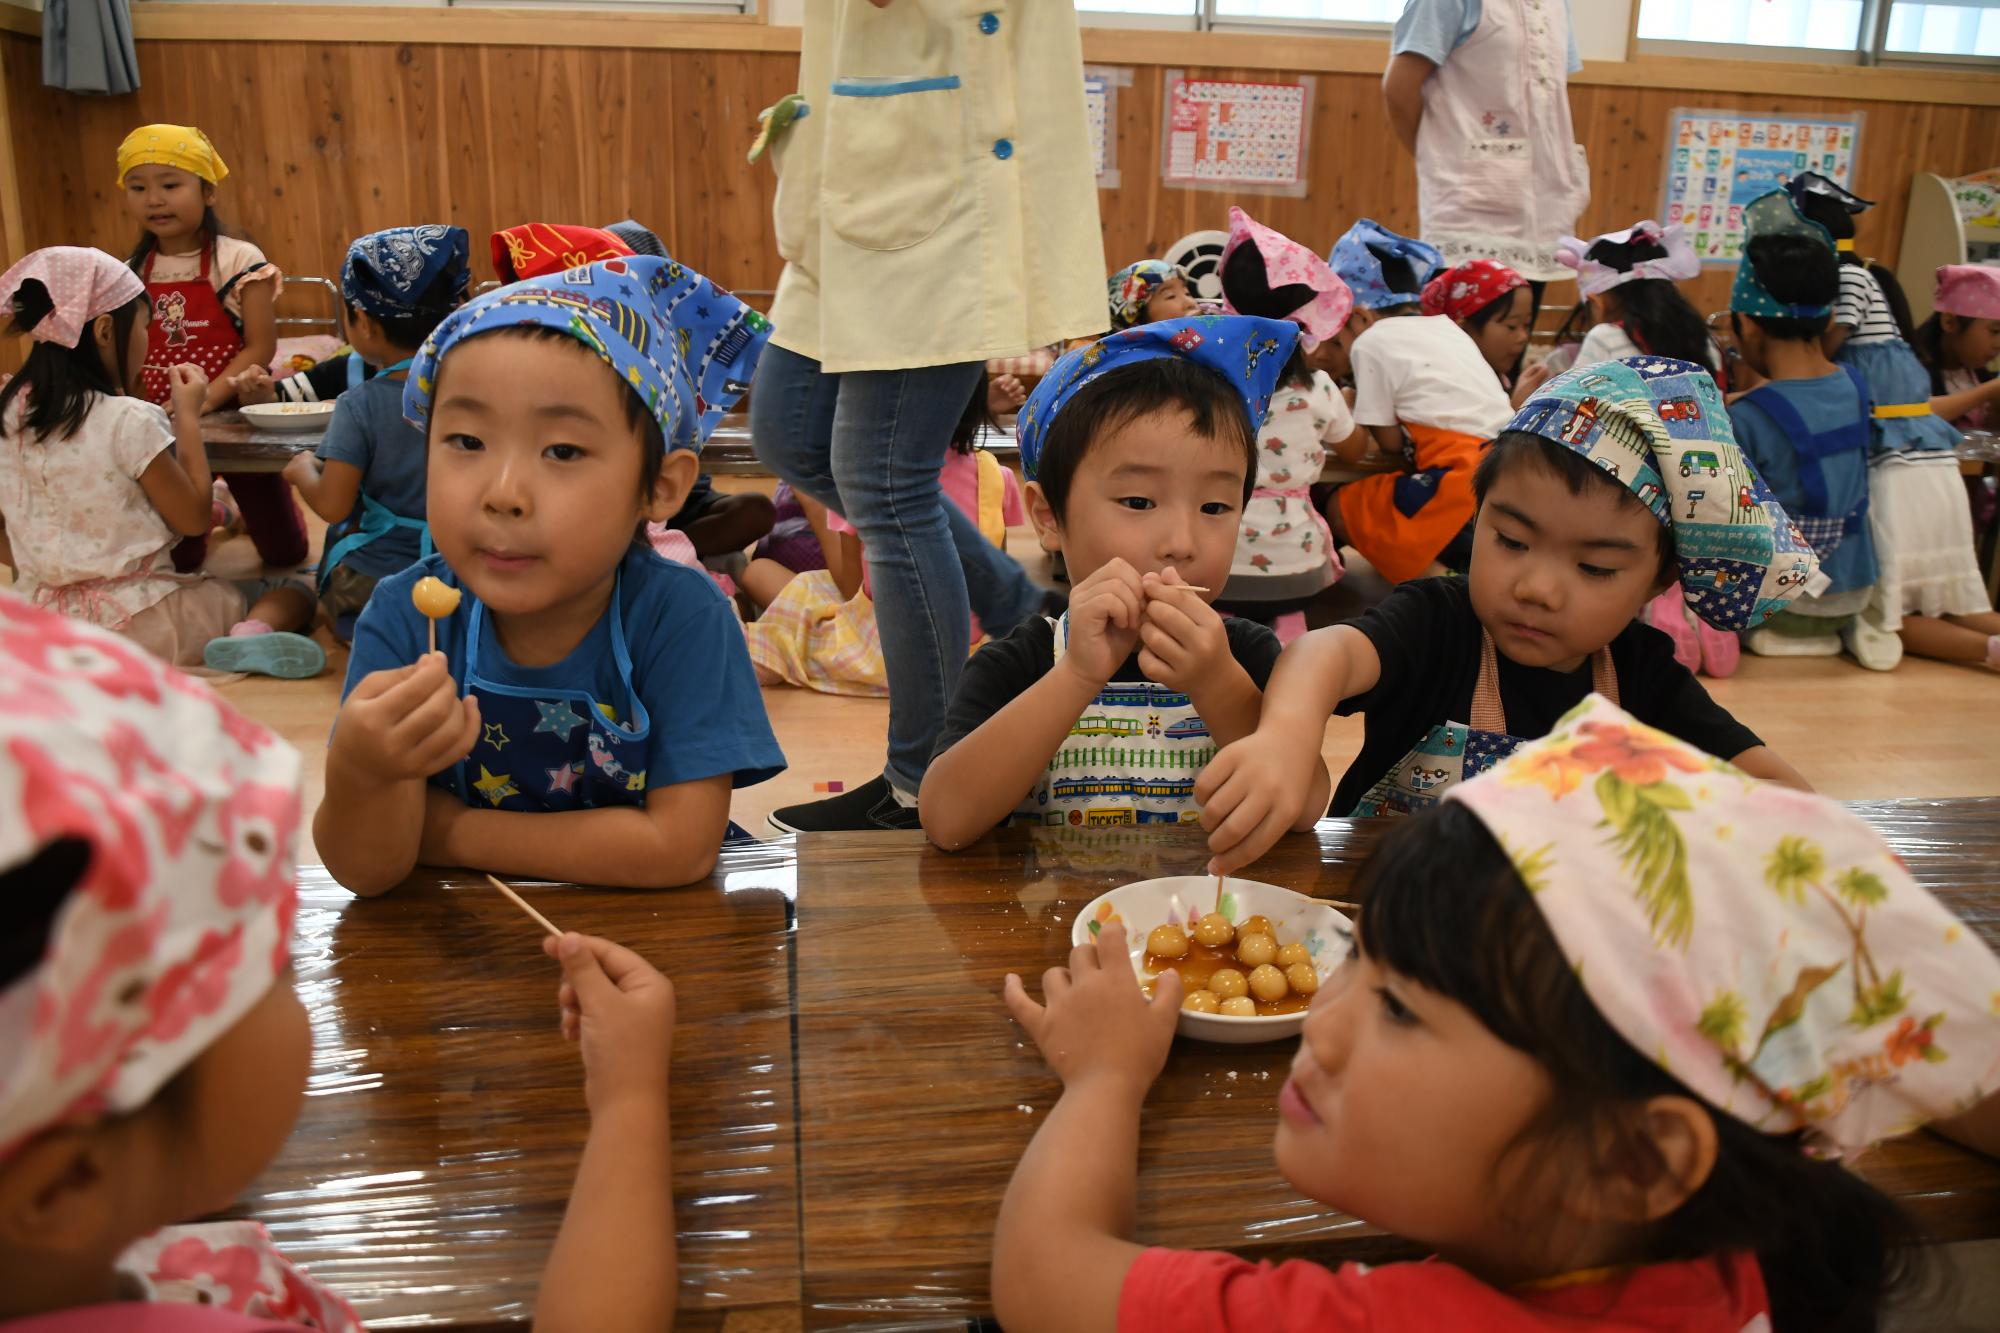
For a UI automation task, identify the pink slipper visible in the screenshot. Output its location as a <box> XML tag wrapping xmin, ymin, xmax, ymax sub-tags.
<box><xmin>228</xmin><ymin>619</ymin><xmax>274</xmax><ymax>637</ymax></box>
<box><xmin>1643</xmin><ymin>584</ymin><xmax>1700</xmax><ymax>675</ymax></box>
<box><xmin>1272</xmin><ymin>610</ymin><xmax>1308</xmax><ymax>646</ymax></box>
<box><xmin>1693</xmin><ymin>615</ymin><xmax>1740</xmax><ymax>678</ymax></box>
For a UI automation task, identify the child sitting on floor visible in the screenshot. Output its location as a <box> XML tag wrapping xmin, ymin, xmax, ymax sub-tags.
<box><xmin>1727</xmin><ymin>191</ymin><xmax>1884</xmax><ymax>667</ymax></box>
<box><xmin>118</xmin><ymin>123</ymin><xmax>309</xmax><ymax>575</ymax></box>
<box><xmin>283</xmin><ymin>225</ymin><xmax>469</xmax><ymax>644</ymax></box>
<box><xmin>993</xmin><ymin>696</ymin><xmax>2000</xmax><ymax>1333</ymax></box>
<box><xmin>317</xmin><ymin>256</ymin><xmax>785</xmax><ymax>895</ymax></box>
<box><xmin>1107</xmin><ymin>260</ymin><xmax>1199</xmax><ymax>332</ymax></box>
<box><xmin>1917</xmin><ymin>264</ymin><xmax>2000</xmax><ymax>434</ymax></box>
<box><xmin>0</xmin><ymin>592</ymin><xmax>681</xmax><ymax>1333</ymax></box>
<box><xmin>1320</xmin><ymin>219</ymin><xmax>1513</xmax><ymax>584</ymax></box>
<box><xmin>919</xmin><ymin>316</ymin><xmax>1295</xmax><ymax>849</ymax></box>
<box><xmin>0</xmin><ymin>248</ymin><xmax>323</xmax><ymax>678</ymax></box>
<box><xmin>1419</xmin><ymin>258</ymin><xmax>1552</xmax><ymax>409</ymax></box>
<box><xmin>1792</xmin><ymin>178</ymin><xmax>2000</xmax><ymax>672</ymax></box>
<box><xmin>1198</xmin><ymin>357</ymin><xmax>1815</xmax><ymax>856</ymax></box>
<box><xmin>1213</xmin><ymin>207</ymin><xmax>1359</xmax><ymax>628</ymax></box>
<box><xmin>744</xmin><ymin>373</ymin><xmax>1026</xmax><ymax>696</ymax></box>
<box><xmin>1558</xmin><ymin>219</ymin><xmax>1722</xmax><ymax>377</ymax></box>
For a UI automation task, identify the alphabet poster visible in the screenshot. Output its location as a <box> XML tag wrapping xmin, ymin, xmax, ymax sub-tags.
<box><xmin>1160</xmin><ymin>74</ymin><xmax>1312</xmax><ymax>197</ymax></box>
<box><xmin>1662</xmin><ymin>108</ymin><xmax>1865</xmax><ymax>264</ymax></box>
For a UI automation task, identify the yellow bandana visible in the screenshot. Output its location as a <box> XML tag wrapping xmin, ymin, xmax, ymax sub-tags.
<box><xmin>116</xmin><ymin>123</ymin><xmax>229</xmax><ymax>186</ymax></box>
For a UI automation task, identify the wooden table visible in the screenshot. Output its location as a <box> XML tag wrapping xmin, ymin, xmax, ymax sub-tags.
<box><xmin>201</xmin><ymin>410</ymin><xmax>324</xmax><ymax>474</ymax></box>
<box><xmin>250</xmin><ymin>801</ymin><xmax>2000</xmax><ymax>1329</ymax></box>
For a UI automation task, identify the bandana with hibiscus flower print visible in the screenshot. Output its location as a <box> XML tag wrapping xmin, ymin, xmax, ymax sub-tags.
<box><xmin>1446</xmin><ymin>693</ymin><xmax>2000</xmax><ymax>1158</ymax></box>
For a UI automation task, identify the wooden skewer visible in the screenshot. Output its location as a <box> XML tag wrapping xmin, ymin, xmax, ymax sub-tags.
<box><xmin>483</xmin><ymin>873</ymin><xmax>562</xmax><ymax>938</ymax></box>
<box><xmin>1214</xmin><ymin>871</ymin><xmax>1226</xmax><ymax>915</ymax></box>
<box><xmin>428</xmin><ymin>618</ymin><xmax>438</xmax><ymax>657</ymax></box>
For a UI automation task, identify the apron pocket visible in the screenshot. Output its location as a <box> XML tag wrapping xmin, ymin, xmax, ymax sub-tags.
<box><xmin>1454</xmin><ymin>138</ymin><xmax>1532</xmax><ymax>235</ymax></box>
<box><xmin>823</xmin><ymin>76</ymin><xmax>964</xmax><ymax>253</ymax></box>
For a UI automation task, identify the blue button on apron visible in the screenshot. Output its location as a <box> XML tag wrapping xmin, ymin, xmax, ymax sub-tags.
<box><xmin>978</xmin><ymin>12</ymin><xmax>999</xmax><ymax>34</ymax></box>
<box><xmin>993</xmin><ymin>138</ymin><xmax>1013</xmax><ymax>160</ymax></box>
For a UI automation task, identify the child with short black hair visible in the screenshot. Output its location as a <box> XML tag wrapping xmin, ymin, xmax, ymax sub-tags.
<box><xmin>282</xmin><ymin>225</ymin><xmax>470</xmax><ymax>643</ymax></box>
<box><xmin>1727</xmin><ymin>191</ymin><xmax>1884</xmax><ymax>667</ymax></box>
<box><xmin>995</xmin><ymin>698</ymin><xmax>2000</xmax><ymax>1332</ymax></box>
<box><xmin>0</xmin><ymin>592</ymin><xmax>682</xmax><ymax>1333</ymax></box>
<box><xmin>1321</xmin><ymin>219</ymin><xmax>1512</xmax><ymax>583</ymax></box>
<box><xmin>919</xmin><ymin>317</ymin><xmax>1296</xmax><ymax>849</ymax></box>
<box><xmin>318</xmin><ymin>256</ymin><xmax>784</xmax><ymax>895</ymax></box>
<box><xmin>1199</xmin><ymin>356</ymin><xmax>1814</xmax><ymax>861</ymax></box>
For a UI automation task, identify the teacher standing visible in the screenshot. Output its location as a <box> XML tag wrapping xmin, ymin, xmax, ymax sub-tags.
<box><xmin>753</xmin><ymin>0</ymin><xmax>1107</xmax><ymax>833</ymax></box>
<box><xmin>1381</xmin><ymin>0</ymin><xmax>1590</xmax><ymax>285</ymax></box>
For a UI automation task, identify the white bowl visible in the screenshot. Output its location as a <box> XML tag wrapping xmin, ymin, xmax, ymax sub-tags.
<box><xmin>239</xmin><ymin>401</ymin><xmax>336</xmax><ymax>432</ymax></box>
<box><xmin>1070</xmin><ymin>876</ymin><xmax>1353</xmax><ymax>1045</ymax></box>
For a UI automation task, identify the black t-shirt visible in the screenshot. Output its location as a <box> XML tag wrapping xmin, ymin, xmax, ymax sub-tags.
<box><xmin>1330</xmin><ymin>578</ymin><xmax>1761</xmax><ymax>815</ymax></box>
<box><xmin>932</xmin><ymin>615</ymin><xmax>1284</xmax><ymax>763</ymax></box>
<box><xmin>275</xmin><ymin>353</ymin><xmax>376</xmax><ymax>403</ymax></box>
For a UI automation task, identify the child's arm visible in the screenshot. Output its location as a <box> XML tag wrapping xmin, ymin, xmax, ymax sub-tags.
<box><xmin>137</xmin><ymin>365</ymin><xmax>217</xmax><ymax>536</ymax></box>
<box><xmin>317</xmin><ymin>653</ymin><xmax>483</xmax><ymax>895</ymax></box>
<box><xmin>992</xmin><ymin>922</ymin><xmax>1182</xmax><ymax>1333</ymax></box>
<box><xmin>1930</xmin><ymin>374</ymin><xmax>2000</xmax><ymax>425</ymax></box>
<box><xmin>204</xmin><ymin>280</ymin><xmax>277</xmax><ymax>412</ymax></box>
<box><xmin>283</xmin><ymin>452</ymin><xmax>363</xmax><ymax>524</ymax></box>
<box><xmin>921</xmin><ymin>560</ymin><xmax>1145</xmax><ymax>851</ymax></box>
<box><xmin>0</xmin><ymin>512</ymin><xmax>11</xmax><ymax>569</ymax></box>
<box><xmin>1136</xmin><ymin>573</ymin><xmax>1260</xmax><ymax>747</ymax></box>
<box><xmin>798</xmin><ymin>491</ymin><xmax>865</xmax><ymax>601</ymax></box>
<box><xmin>1197</xmin><ymin>624</ymin><xmax>1379</xmax><ymax>874</ymax></box>
<box><xmin>420</xmin><ymin>775</ymin><xmax>733</xmax><ymax>888</ymax></box>
<box><xmin>534</xmin><ymin>932</ymin><xmax>678</xmax><ymax>1333</ymax></box>
<box><xmin>1729</xmin><ymin>744</ymin><xmax>1812</xmax><ymax>792</ymax></box>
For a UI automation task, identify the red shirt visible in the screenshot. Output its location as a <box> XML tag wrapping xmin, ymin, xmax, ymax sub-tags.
<box><xmin>1118</xmin><ymin>1247</ymin><xmax>1771</xmax><ymax>1333</ymax></box>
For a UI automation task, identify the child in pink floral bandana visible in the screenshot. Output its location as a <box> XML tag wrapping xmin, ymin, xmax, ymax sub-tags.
<box><xmin>0</xmin><ymin>591</ymin><xmax>680</xmax><ymax>1332</ymax></box>
<box><xmin>992</xmin><ymin>695</ymin><xmax>2000</xmax><ymax>1333</ymax></box>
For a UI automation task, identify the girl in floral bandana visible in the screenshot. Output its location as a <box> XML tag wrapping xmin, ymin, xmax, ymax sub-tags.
<box><xmin>993</xmin><ymin>696</ymin><xmax>2000</xmax><ymax>1333</ymax></box>
<box><xmin>0</xmin><ymin>592</ymin><xmax>682</xmax><ymax>1332</ymax></box>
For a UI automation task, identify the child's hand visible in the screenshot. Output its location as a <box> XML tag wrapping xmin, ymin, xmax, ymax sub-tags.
<box><xmin>1137</xmin><ymin>569</ymin><xmax>1231</xmax><ymax>696</ymax></box>
<box><xmin>545</xmin><ymin>931</ymin><xmax>676</xmax><ymax>1117</ymax></box>
<box><xmin>1510</xmin><ymin>360</ymin><xmax>1554</xmax><ymax>409</ymax></box>
<box><xmin>1196</xmin><ymin>728</ymin><xmax>1320</xmax><ymax>875</ymax></box>
<box><xmin>281</xmin><ymin>451</ymin><xmax>319</xmax><ymax>489</ymax></box>
<box><xmin>329</xmin><ymin>652</ymin><xmax>481</xmax><ymax>782</ymax></box>
<box><xmin>231</xmin><ymin>365</ymin><xmax>278</xmax><ymax>405</ymax></box>
<box><xmin>987</xmin><ymin>373</ymin><xmax>1028</xmax><ymax>415</ymax></box>
<box><xmin>1003</xmin><ymin>921</ymin><xmax>1180</xmax><ymax>1094</ymax></box>
<box><xmin>1058</xmin><ymin>558</ymin><xmax>1145</xmax><ymax>688</ymax></box>
<box><xmin>168</xmin><ymin>363</ymin><xmax>210</xmax><ymax>416</ymax></box>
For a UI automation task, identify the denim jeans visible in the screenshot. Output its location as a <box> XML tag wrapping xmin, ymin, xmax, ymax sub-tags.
<box><xmin>750</xmin><ymin>344</ymin><xmax>1045</xmax><ymax>796</ymax></box>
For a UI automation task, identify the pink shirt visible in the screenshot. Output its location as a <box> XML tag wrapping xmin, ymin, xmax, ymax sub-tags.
<box><xmin>1118</xmin><ymin>1247</ymin><xmax>1771</xmax><ymax>1333</ymax></box>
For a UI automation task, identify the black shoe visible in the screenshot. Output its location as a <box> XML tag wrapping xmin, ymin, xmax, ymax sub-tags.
<box><xmin>768</xmin><ymin>776</ymin><xmax>921</xmax><ymax>833</ymax></box>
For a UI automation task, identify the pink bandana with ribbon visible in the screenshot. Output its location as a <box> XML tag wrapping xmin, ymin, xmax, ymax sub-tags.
<box><xmin>0</xmin><ymin>248</ymin><xmax>146</xmax><ymax>349</ymax></box>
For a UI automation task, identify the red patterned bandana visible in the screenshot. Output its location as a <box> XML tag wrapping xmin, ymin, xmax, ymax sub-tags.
<box><xmin>1420</xmin><ymin>258</ymin><xmax>1527</xmax><ymax>321</ymax></box>
<box><xmin>490</xmin><ymin>223</ymin><xmax>635</xmax><ymax>282</ymax></box>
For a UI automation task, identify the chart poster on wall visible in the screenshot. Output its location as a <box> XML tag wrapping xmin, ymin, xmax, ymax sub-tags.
<box><xmin>1662</xmin><ymin>107</ymin><xmax>1865</xmax><ymax>264</ymax></box>
<box><xmin>1084</xmin><ymin>66</ymin><xmax>1131</xmax><ymax>189</ymax></box>
<box><xmin>1159</xmin><ymin>73</ymin><xmax>1313</xmax><ymax>198</ymax></box>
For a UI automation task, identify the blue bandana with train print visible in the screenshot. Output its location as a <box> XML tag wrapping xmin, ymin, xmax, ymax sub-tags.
<box><xmin>404</xmin><ymin>255</ymin><xmax>771</xmax><ymax>452</ymax></box>
<box><xmin>1504</xmin><ymin>357</ymin><xmax>1822</xmax><ymax>632</ymax></box>
<box><xmin>1015</xmin><ymin>315</ymin><xmax>1302</xmax><ymax>480</ymax></box>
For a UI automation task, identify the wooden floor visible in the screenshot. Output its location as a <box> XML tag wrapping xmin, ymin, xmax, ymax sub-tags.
<box><xmin>191</xmin><ymin>522</ymin><xmax>2000</xmax><ymax>863</ymax></box>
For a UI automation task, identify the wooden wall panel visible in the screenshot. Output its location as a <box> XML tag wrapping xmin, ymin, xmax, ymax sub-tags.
<box><xmin>6</xmin><ymin>30</ymin><xmax>1999</xmax><ymax>329</ymax></box>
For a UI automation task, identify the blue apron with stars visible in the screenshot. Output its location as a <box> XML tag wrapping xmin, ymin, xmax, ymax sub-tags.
<box><xmin>1351</xmin><ymin>632</ymin><xmax>1618</xmax><ymax>818</ymax></box>
<box><xmin>448</xmin><ymin>573</ymin><xmax>651</xmax><ymax>812</ymax></box>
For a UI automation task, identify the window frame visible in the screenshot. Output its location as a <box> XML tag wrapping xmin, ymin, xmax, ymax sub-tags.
<box><xmin>1632</xmin><ymin>0</ymin><xmax>2000</xmax><ymax>66</ymax></box>
<box><xmin>1076</xmin><ymin>0</ymin><xmax>1396</xmax><ymax>37</ymax></box>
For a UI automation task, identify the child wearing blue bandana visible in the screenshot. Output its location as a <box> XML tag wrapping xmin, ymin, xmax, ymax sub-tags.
<box><xmin>920</xmin><ymin>316</ymin><xmax>1294</xmax><ymax>850</ymax></box>
<box><xmin>1725</xmin><ymin>191</ymin><xmax>1885</xmax><ymax>668</ymax></box>
<box><xmin>283</xmin><ymin>225</ymin><xmax>469</xmax><ymax>642</ymax></box>
<box><xmin>317</xmin><ymin>256</ymin><xmax>785</xmax><ymax>895</ymax></box>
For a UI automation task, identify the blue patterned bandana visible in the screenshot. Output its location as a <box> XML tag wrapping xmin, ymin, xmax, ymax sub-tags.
<box><xmin>1328</xmin><ymin>219</ymin><xmax>1442</xmax><ymax>310</ymax></box>
<box><xmin>1730</xmin><ymin>191</ymin><xmax>1837</xmax><ymax>320</ymax></box>
<box><xmin>1016</xmin><ymin>315</ymin><xmax>1301</xmax><ymax>479</ymax></box>
<box><xmin>341</xmin><ymin>225</ymin><xmax>471</xmax><ymax>322</ymax></box>
<box><xmin>406</xmin><ymin>255</ymin><xmax>772</xmax><ymax>452</ymax></box>
<box><xmin>1504</xmin><ymin>357</ymin><xmax>1822</xmax><ymax>631</ymax></box>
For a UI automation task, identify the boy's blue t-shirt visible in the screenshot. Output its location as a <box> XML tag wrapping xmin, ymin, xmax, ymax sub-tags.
<box><xmin>1728</xmin><ymin>371</ymin><xmax>1878</xmax><ymax>598</ymax></box>
<box><xmin>315</xmin><ymin>375</ymin><xmax>429</xmax><ymax>581</ymax></box>
<box><xmin>343</xmin><ymin>547</ymin><xmax>785</xmax><ymax>796</ymax></box>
